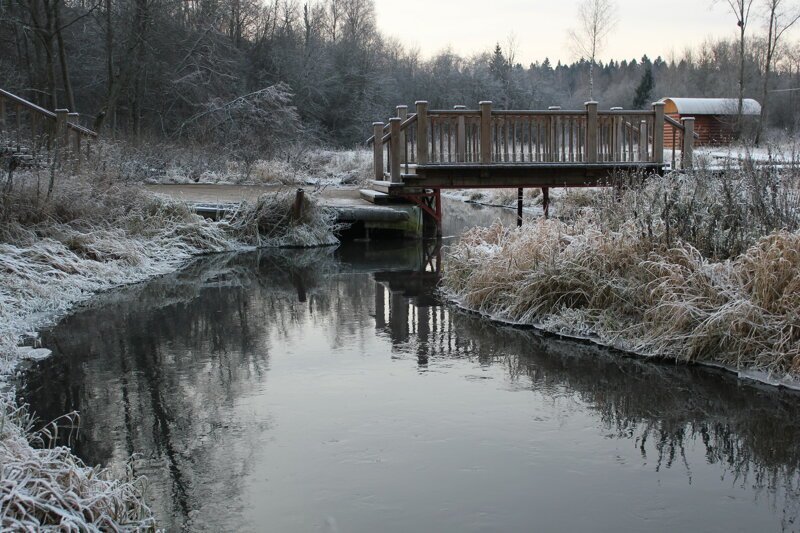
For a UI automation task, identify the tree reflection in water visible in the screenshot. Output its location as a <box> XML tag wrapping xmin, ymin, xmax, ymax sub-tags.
<box><xmin>19</xmin><ymin>240</ymin><xmax>800</xmax><ymax>531</ymax></box>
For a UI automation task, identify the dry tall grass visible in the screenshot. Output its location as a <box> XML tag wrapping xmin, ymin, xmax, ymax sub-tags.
<box><xmin>1</xmin><ymin>394</ymin><xmax>155</xmax><ymax>530</ymax></box>
<box><xmin>442</xmin><ymin>164</ymin><xmax>800</xmax><ymax>380</ymax></box>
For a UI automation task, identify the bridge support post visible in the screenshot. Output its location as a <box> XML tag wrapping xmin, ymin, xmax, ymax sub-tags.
<box><xmin>373</xmin><ymin>122</ymin><xmax>384</xmax><ymax>180</ymax></box>
<box><xmin>389</xmin><ymin>117</ymin><xmax>402</xmax><ymax>183</ymax></box>
<box><xmin>542</xmin><ymin>187</ymin><xmax>550</xmax><ymax>219</ymax></box>
<box><xmin>480</xmin><ymin>101</ymin><xmax>492</xmax><ymax>163</ymax></box>
<box><xmin>517</xmin><ymin>188</ymin><xmax>523</xmax><ymax>227</ymax></box>
<box><xmin>585</xmin><ymin>101</ymin><xmax>598</xmax><ymax>163</ymax></box>
<box><xmin>396</xmin><ymin>105</ymin><xmax>408</xmax><ymax>163</ymax></box>
<box><xmin>653</xmin><ymin>102</ymin><xmax>665</xmax><ymax>166</ymax></box>
<box><xmin>416</xmin><ymin>101</ymin><xmax>428</xmax><ymax>164</ymax></box>
<box><xmin>0</xmin><ymin>96</ymin><xmax>5</xmax><ymax>129</ymax></box>
<box><xmin>681</xmin><ymin>117</ymin><xmax>695</xmax><ymax>170</ymax></box>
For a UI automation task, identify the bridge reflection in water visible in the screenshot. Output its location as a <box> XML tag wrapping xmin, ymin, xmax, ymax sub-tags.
<box><xmin>17</xmin><ymin>241</ymin><xmax>800</xmax><ymax>531</ymax></box>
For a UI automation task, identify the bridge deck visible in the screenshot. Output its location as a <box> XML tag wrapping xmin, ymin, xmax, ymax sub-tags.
<box><xmin>396</xmin><ymin>162</ymin><xmax>663</xmax><ymax>190</ymax></box>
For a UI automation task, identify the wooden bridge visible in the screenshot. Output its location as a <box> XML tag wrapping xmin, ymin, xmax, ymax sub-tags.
<box><xmin>366</xmin><ymin>101</ymin><xmax>697</xmax><ymax>234</ymax></box>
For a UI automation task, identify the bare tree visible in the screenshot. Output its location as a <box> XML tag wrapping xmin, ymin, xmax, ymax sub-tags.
<box><xmin>715</xmin><ymin>0</ymin><xmax>756</xmax><ymax>131</ymax></box>
<box><xmin>569</xmin><ymin>0</ymin><xmax>616</xmax><ymax>100</ymax></box>
<box><xmin>756</xmin><ymin>0</ymin><xmax>800</xmax><ymax>142</ymax></box>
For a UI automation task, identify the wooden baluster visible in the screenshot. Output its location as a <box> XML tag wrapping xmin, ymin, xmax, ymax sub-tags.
<box><xmin>480</xmin><ymin>101</ymin><xmax>492</xmax><ymax>164</ymax></box>
<box><xmin>439</xmin><ymin>117</ymin><xmax>444</xmax><ymax>163</ymax></box>
<box><xmin>68</xmin><ymin>112</ymin><xmax>80</xmax><ymax>168</ymax></box>
<box><xmin>653</xmin><ymin>102</ymin><xmax>665</xmax><ymax>166</ymax></box>
<box><xmin>16</xmin><ymin>104</ymin><xmax>23</xmax><ymax>147</ymax></box>
<box><xmin>389</xmin><ymin>117</ymin><xmax>401</xmax><ymax>183</ymax></box>
<box><xmin>416</xmin><ymin>101</ymin><xmax>429</xmax><ymax>165</ymax></box>
<box><xmin>586</xmin><ymin>102</ymin><xmax>598</xmax><ymax>164</ymax></box>
<box><xmin>682</xmin><ymin>117</ymin><xmax>695</xmax><ymax>170</ymax></box>
<box><xmin>396</xmin><ymin>105</ymin><xmax>408</xmax><ymax>164</ymax></box>
<box><xmin>638</xmin><ymin>120</ymin><xmax>647</xmax><ymax>161</ymax></box>
<box><xmin>55</xmin><ymin>108</ymin><xmax>68</xmax><ymax>160</ymax></box>
<box><xmin>373</xmin><ymin>122</ymin><xmax>384</xmax><ymax>180</ymax></box>
<box><xmin>568</xmin><ymin>118</ymin><xmax>574</xmax><ymax>162</ymax></box>
<box><xmin>430</xmin><ymin>117</ymin><xmax>436</xmax><ymax>162</ymax></box>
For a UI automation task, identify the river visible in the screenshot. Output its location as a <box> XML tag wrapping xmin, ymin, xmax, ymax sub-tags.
<box><xmin>18</xmin><ymin>200</ymin><xmax>800</xmax><ymax>532</ymax></box>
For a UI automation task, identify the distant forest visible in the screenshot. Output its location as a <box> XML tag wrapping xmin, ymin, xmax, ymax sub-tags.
<box><xmin>2</xmin><ymin>0</ymin><xmax>799</xmax><ymax>150</ymax></box>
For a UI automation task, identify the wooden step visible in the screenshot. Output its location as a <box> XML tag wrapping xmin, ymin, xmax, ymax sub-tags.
<box><xmin>371</xmin><ymin>180</ymin><xmax>404</xmax><ymax>194</ymax></box>
<box><xmin>359</xmin><ymin>189</ymin><xmax>391</xmax><ymax>204</ymax></box>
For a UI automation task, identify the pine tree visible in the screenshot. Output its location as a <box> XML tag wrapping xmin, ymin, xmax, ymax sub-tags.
<box><xmin>632</xmin><ymin>65</ymin><xmax>654</xmax><ymax>109</ymax></box>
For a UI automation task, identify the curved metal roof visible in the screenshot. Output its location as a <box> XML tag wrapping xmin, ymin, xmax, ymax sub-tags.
<box><xmin>659</xmin><ymin>97</ymin><xmax>761</xmax><ymax>115</ymax></box>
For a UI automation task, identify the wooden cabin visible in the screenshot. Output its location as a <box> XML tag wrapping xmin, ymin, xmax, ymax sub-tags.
<box><xmin>659</xmin><ymin>97</ymin><xmax>761</xmax><ymax>148</ymax></box>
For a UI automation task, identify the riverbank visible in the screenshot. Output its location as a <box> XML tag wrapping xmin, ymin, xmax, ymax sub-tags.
<box><xmin>441</xmin><ymin>164</ymin><xmax>800</xmax><ymax>387</ymax></box>
<box><xmin>0</xmin><ymin>167</ymin><xmax>339</xmax><ymax>529</ymax></box>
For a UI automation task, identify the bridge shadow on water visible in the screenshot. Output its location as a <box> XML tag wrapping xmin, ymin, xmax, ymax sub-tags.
<box><xmin>17</xmin><ymin>240</ymin><xmax>800</xmax><ymax>531</ymax></box>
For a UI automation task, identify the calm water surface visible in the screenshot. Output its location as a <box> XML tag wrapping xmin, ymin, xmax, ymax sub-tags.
<box><xmin>19</xmin><ymin>202</ymin><xmax>800</xmax><ymax>532</ymax></box>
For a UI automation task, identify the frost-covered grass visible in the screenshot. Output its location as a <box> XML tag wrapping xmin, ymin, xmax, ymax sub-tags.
<box><xmin>442</xmin><ymin>163</ymin><xmax>800</xmax><ymax>382</ymax></box>
<box><xmin>0</xmin><ymin>165</ymin><xmax>340</xmax><ymax>530</ymax></box>
<box><xmin>0</xmin><ymin>393</ymin><xmax>156</xmax><ymax>530</ymax></box>
<box><xmin>98</xmin><ymin>139</ymin><xmax>372</xmax><ymax>186</ymax></box>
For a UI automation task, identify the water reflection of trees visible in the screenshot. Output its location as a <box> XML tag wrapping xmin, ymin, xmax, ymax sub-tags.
<box><xmin>19</xmin><ymin>239</ymin><xmax>800</xmax><ymax>529</ymax></box>
<box><xmin>374</xmin><ymin>268</ymin><xmax>800</xmax><ymax>526</ymax></box>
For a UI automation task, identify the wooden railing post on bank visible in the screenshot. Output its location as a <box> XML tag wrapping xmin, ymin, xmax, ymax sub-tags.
<box><xmin>389</xmin><ymin>117</ymin><xmax>402</xmax><ymax>183</ymax></box>
<box><xmin>480</xmin><ymin>101</ymin><xmax>492</xmax><ymax>163</ymax></box>
<box><xmin>585</xmin><ymin>101</ymin><xmax>598</xmax><ymax>163</ymax></box>
<box><xmin>681</xmin><ymin>117</ymin><xmax>695</xmax><ymax>170</ymax></box>
<box><xmin>653</xmin><ymin>101</ymin><xmax>665</xmax><ymax>165</ymax></box>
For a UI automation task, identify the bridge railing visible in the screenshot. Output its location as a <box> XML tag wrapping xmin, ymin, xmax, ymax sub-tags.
<box><xmin>0</xmin><ymin>88</ymin><xmax>98</xmax><ymax>169</ymax></box>
<box><xmin>369</xmin><ymin>100</ymin><xmax>696</xmax><ymax>183</ymax></box>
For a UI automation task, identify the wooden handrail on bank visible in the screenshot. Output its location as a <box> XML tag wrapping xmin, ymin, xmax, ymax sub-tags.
<box><xmin>0</xmin><ymin>87</ymin><xmax>98</xmax><ymax>169</ymax></box>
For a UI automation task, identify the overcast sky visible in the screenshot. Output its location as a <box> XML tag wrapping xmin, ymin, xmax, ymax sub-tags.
<box><xmin>373</xmin><ymin>0</ymin><xmax>785</xmax><ymax>64</ymax></box>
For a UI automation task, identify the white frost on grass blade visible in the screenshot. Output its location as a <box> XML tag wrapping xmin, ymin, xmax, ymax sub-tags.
<box><xmin>0</xmin><ymin>393</ymin><xmax>156</xmax><ymax>530</ymax></box>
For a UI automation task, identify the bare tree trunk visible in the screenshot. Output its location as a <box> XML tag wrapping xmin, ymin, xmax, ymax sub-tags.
<box><xmin>55</xmin><ymin>0</ymin><xmax>76</xmax><ymax>111</ymax></box>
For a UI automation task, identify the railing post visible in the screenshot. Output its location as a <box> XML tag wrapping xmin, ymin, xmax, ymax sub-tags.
<box><xmin>454</xmin><ymin>105</ymin><xmax>466</xmax><ymax>162</ymax></box>
<box><xmin>55</xmin><ymin>109</ymin><xmax>68</xmax><ymax>158</ymax></box>
<box><xmin>638</xmin><ymin>120</ymin><xmax>648</xmax><ymax>161</ymax></box>
<box><xmin>653</xmin><ymin>101</ymin><xmax>665</xmax><ymax>165</ymax></box>
<box><xmin>396</xmin><ymin>105</ymin><xmax>408</xmax><ymax>163</ymax></box>
<box><xmin>68</xmin><ymin>112</ymin><xmax>80</xmax><ymax>168</ymax></box>
<box><xmin>681</xmin><ymin>117</ymin><xmax>695</xmax><ymax>170</ymax></box>
<box><xmin>480</xmin><ymin>101</ymin><xmax>492</xmax><ymax>163</ymax></box>
<box><xmin>415</xmin><ymin>101</ymin><xmax>428</xmax><ymax>165</ymax></box>
<box><xmin>389</xmin><ymin>117</ymin><xmax>402</xmax><ymax>183</ymax></box>
<box><xmin>585</xmin><ymin>101</ymin><xmax>598</xmax><ymax>163</ymax></box>
<box><xmin>0</xmin><ymin>96</ymin><xmax>5</xmax><ymax>129</ymax></box>
<box><xmin>373</xmin><ymin>122</ymin><xmax>384</xmax><ymax>180</ymax></box>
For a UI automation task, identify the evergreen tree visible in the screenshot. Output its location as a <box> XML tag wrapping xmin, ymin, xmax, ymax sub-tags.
<box><xmin>632</xmin><ymin>65</ymin><xmax>654</xmax><ymax>108</ymax></box>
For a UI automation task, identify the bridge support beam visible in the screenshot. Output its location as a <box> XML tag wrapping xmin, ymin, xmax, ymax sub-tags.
<box><xmin>517</xmin><ymin>188</ymin><xmax>523</xmax><ymax>227</ymax></box>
